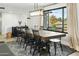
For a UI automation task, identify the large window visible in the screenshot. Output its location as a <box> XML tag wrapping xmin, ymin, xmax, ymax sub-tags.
<box><xmin>43</xmin><ymin>7</ymin><xmax>67</xmax><ymax>33</ymax></box>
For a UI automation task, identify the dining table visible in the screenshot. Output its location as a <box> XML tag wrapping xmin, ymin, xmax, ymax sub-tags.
<box><xmin>32</xmin><ymin>29</ymin><xmax>66</xmax><ymax>41</ymax></box>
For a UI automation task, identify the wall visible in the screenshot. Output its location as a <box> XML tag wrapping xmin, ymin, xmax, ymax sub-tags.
<box><xmin>2</xmin><ymin>7</ymin><xmax>28</xmax><ymax>37</ymax></box>
<box><xmin>2</xmin><ymin>13</ymin><xmax>18</xmax><ymax>36</ymax></box>
<box><xmin>27</xmin><ymin>15</ymin><xmax>43</xmax><ymax>30</ymax></box>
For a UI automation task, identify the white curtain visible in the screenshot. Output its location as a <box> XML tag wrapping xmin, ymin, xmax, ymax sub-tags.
<box><xmin>67</xmin><ymin>3</ymin><xmax>79</xmax><ymax>51</ymax></box>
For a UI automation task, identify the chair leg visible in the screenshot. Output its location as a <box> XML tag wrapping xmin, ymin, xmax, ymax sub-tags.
<box><xmin>47</xmin><ymin>45</ymin><xmax>51</xmax><ymax>56</ymax></box>
<box><xmin>17</xmin><ymin>37</ymin><xmax>19</xmax><ymax>44</ymax></box>
<box><xmin>16</xmin><ymin>37</ymin><xmax>18</xmax><ymax>42</ymax></box>
<box><xmin>37</xmin><ymin>47</ymin><xmax>41</xmax><ymax>56</ymax></box>
<box><xmin>17</xmin><ymin>37</ymin><xmax>19</xmax><ymax>43</ymax></box>
<box><xmin>36</xmin><ymin>46</ymin><xmax>41</xmax><ymax>56</ymax></box>
<box><xmin>20</xmin><ymin>38</ymin><xmax>22</xmax><ymax>45</ymax></box>
<box><xmin>60</xmin><ymin>42</ymin><xmax>63</xmax><ymax>54</ymax></box>
<box><xmin>18</xmin><ymin>37</ymin><xmax>21</xmax><ymax>44</ymax></box>
<box><xmin>39</xmin><ymin>49</ymin><xmax>41</xmax><ymax>56</ymax></box>
<box><xmin>23</xmin><ymin>42</ymin><xmax>25</xmax><ymax>48</ymax></box>
<box><xmin>30</xmin><ymin>45</ymin><xmax>32</xmax><ymax>54</ymax></box>
<box><xmin>54</xmin><ymin>42</ymin><xmax>56</xmax><ymax>56</ymax></box>
<box><xmin>23</xmin><ymin>41</ymin><xmax>26</xmax><ymax>48</ymax></box>
<box><xmin>25</xmin><ymin>44</ymin><xmax>27</xmax><ymax>50</ymax></box>
<box><xmin>32</xmin><ymin>47</ymin><xmax>37</xmax><ymax>56</ymax></box>
<box><xmin>23</xmin><ymin>39</ymin><xmax>26</xmax><ymax>48</ymax></box>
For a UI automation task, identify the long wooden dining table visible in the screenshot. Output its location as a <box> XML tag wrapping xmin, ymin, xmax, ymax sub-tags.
<box><xmin>32</xmin><ymin>30</ymin><xmax>66</xmax><ymax>41</ymax></box>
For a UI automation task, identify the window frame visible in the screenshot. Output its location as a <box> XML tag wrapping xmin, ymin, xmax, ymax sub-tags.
<box><xmin>43</xmin><ymin>6</ymin><xmax>67</xmax><ymax>33</ymax></box>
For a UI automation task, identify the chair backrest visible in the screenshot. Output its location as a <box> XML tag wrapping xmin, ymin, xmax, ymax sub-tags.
<box><xmin>22</xmin><ymin>28</ymin><xmax>30</xmax><ymax>40</ymax></box>
<box><xmin>26</xmin><ymin>28</ymin><xmax>34</xmax><ymax>39</ymax></box>
<box><xmin>32</xmin><ymin>30</ymin><xmax>41</xmax><ymax>41</ymax></box>
<box><xmin>33</xmin><ymin>30</ymin><xmax>39</xmax><ymax>35</ymax></box>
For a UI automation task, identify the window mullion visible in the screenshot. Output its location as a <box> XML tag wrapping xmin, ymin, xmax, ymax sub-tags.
<box><xmin>62</xmin><ymin>8</ymin><xmax>64</xmax><ymax>32</ymax></box>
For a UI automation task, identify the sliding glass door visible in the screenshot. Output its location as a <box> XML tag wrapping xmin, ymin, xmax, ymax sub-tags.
<box><xmin>43</xmin><ymin>7</ymin><xmax>67</xmax><ymax>33</ymax></box>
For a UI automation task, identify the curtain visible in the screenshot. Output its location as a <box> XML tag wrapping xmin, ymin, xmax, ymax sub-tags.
<box><xmin>67</xmin><ymin>3</ymin><xmax>79</xmax><ymax>51</ymax></box>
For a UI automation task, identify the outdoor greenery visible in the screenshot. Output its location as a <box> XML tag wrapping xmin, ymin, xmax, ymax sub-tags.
<box><xmin>49</xmin><ymin>15</ymin><xmax>67</xmax><ymax>32</ymax></box>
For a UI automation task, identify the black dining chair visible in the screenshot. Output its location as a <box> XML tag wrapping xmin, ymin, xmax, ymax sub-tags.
<box><xmin>37</xmin><ymin>39</ymin><xmax>51</xmax><ymax>56</ymax></box>
<box><xmin>22</xmin><ymin>28</ymin><xmax>31</xmax><ymax>50</ymax></box>
<box><xmin>32</xmin><ymin>30</ymin><xmax>51</xmax><ymax>56</ymax></box>
<box><xmin>23</xmin><ymin>28</ymin><xmax>36</xmax><ymax>52</ymax></box>
<box><xmin>32</xmin><ymin>30</ymin><xmax>41</xmax><ymax>55</ymax></box>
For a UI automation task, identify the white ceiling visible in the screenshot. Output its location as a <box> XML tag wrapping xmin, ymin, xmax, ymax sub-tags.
<box><xmin>0</xmin><ymin>3</ymin><xmax>53</xmax><ymax>10</ymax></box>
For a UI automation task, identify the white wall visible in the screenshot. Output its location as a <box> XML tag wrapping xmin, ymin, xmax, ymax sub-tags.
<box><xmin>2</xmin><ymin>7</ymin><xmax>28</xmax><ymax>37</ymax></box>
<box><xmin>2</xmin><ymin>13</ymin><xmax>18</xmax><ymax>36</ymax></box>
<box><xmin>27</xmin><ymin>15</ymin><xmax>43</xmax><ymax>29</ymax></box>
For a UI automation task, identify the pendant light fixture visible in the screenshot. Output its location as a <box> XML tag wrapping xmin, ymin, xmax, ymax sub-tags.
<box><xmin>27</xmin><ymin>7</ymin><xmax>31</xmax><ymax>19</ymax></box>
<box><xmin>30</xmin><ymin>3</ymin><xmax>43</xmax><ymax>16</ymax></box>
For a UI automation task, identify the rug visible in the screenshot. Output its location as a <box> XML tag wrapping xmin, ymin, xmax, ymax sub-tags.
<box><xmin>0</xmin><ymin>42</ymin><xmax>14</xmax><ymax>56</ymax></box>
<box><xmin>6</xmin><ymin>41</ymin><xmax>76</xmax><ymax>56</ymax></box>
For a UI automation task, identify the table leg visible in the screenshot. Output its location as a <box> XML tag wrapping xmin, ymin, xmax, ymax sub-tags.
<box><xmin>54</xmin><ymin>42</ymin><xmax>56</xmax><ymax>56</ymax></box>
<box><xmin>60</xmin><ymin>37</ymin><xmax>63</xmax><ymax>55</ymax></box>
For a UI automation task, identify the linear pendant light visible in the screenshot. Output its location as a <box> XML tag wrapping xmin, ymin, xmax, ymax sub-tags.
<box><xmin>30</xmin><ymin>3</ymin><xmax>43</xmax><ymax>16</ymax></box>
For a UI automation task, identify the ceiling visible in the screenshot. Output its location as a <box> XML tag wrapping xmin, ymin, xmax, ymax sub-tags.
<box><xmin>0</xmin><ymin>3</ymin><xmax>53</xmax><ymax>10</ymax></box>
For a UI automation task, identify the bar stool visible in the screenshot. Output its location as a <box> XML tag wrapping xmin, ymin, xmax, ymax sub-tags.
<box><xmin>49</xmin><ymin>38</ymin><xmax>63</xmax><ymax>56</ymax></box>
